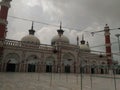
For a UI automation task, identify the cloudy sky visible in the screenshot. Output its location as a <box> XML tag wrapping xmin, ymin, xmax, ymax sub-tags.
<box><xmin>1</xmin><ymin>0</ymin><xmax>120</xmax><ymax>61</ymax></box>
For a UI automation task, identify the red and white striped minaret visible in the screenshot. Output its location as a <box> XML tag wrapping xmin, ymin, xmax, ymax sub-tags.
<box><xmin>0</xmin><ymin>0</ymin><xmax>12</xmax><ymax>39</ymax></box>
<box><xmin>104</xmin><ymin>24</ymin><xmax>112</xmax><ymax>67</ymax></box>
<box><xmin>0</xmin><ymin>0</ymin><xmax>12</xmax><ymax>57</ymax></box>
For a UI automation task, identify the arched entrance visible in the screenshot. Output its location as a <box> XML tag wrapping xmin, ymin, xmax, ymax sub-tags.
<box><xmin>62</xmin><ymin>53</ymin><xmax>75</xmax><ymax>73</ymax></box>
<box><xmin>28</xmin><ymin>64</ymin><xmax>35</xmax><ymax>72</ymax></box>
<box><xmin>100</xmin><ymin>62</ymin><xmax>106</xmax><ymax>74</ymax></box>
<box><xmin>46</xmin><ymin>65</ymin><xmax>52</xmax><ymax>72</ymax></box>
<box><xmin>101</xmin><ymin>68</ymin><xmax>104</xmax><ymax>74</ymax></box>
<box><xmin>79</xmin><ymin>60</ymin><xmax>87</xmax><ymax>73</ymax></box>
<box><xmin>5</xmin><ymin>53</ymin><xmax>19</xmax><ymax>72</ymax></box>
<box><xmin>91</xmin><ymin>68</ymin><xmax>95</xmax><ymax>74</ymax></box>
<box><xmin>27</xmin><ymin>55</ymin><xmax>39</xmax><ymax>72</ymax></box>
<box><xmin>91</xmin><ymin>61</ymin><xmax>97</xmax><ymax>74</ymax></box>
<box><xmin>80</xmin><ymin>67</ymin><xmax>84</xmax><ymax>73</ymax></box>
<box><xmin>46</xmin><ymin>56</ymin><xmax>54</xmax><ymax>73</ymax></box>
<box><xmin>63</xmin><ymin>60</ymin><xmax>71</xmax><ymax>73</ymax></box>
<box><xmin>65</xmin><ymin>64</ymin><xmax>70</xmax><ymax>73</ymax></box>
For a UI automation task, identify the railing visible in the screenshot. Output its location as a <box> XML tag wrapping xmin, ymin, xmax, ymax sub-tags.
<box><xmin>0</xmin><ymin>39</ymin><xmax>77</xmax><ymax>50</ymax></box>
<box><xmin>0</xmin><ymin>39</ymin><xmax>53</xmax><ymax>51</ymax></box>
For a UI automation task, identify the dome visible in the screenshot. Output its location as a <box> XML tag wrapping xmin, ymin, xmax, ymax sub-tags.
<box><xmin>80</xmin><ymin>44</ymin><xmax>90</xmax><ymax>51</ymax></box>
<box><xmin>21</xmin><ymin>22</ymin><xmax>40</xmax><ymax>45</ymax></box>
<box><xmin>79</xmin><ymin>34</ymin><xmax>90</xmax><ymax>52</ymax></box>
<box><xmin>21</xmin><ymin>35</ymin><xmax>40</xmax><ymax>45</ymax></box>
<box><xmin>51</xmin><ymin>22</ymin><xmax>70</xmax><ymax>45</ymax></box>
<box><xmin>51</xmin><ymin>35</ymin><xmax>69</xmax><ymax>45</ymax></box>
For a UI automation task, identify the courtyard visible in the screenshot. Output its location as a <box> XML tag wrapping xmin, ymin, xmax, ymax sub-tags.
<box><xmin>0</xmin><ymin>72</ymin><xmax>120</xmax><ymax>90</ymax></box>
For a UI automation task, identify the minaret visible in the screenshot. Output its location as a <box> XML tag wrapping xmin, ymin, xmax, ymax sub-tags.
<box><xmin>0</xmin><ymin>0</ymin><xmax>12</xmax><ymax>39</ymax></box>
<box><xmin>57</xmin><ymin>22</ymin><xmax>64</xmax><ymax>37</ymax></box>
<box><xmin>0</xmin><ymin>0</ymin><xmax>12</xmax><ymax>59</ymax></box>
<box><xmin>104</xmin><ymin>24</ymin><xmax>112</xmax><ymax>67</ymax></box>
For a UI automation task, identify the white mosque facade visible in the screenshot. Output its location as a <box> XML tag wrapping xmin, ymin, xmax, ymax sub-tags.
<box><xmin>0</xmin><ymin>22</ymin><xmax>109</xmax><ymax>74</ymax></box>
<box><xmin>0</xmin><ymin>0</ymin><xmax>117</xmax><ymax>74</ymax></box>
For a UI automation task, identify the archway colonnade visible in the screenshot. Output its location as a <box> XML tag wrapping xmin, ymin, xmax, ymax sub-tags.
<box><xmin>0</xmin><ymin>53</ymin><xmax>117</xmax><ymax>74</ymax></box>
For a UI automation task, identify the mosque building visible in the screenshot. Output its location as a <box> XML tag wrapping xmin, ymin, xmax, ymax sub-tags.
<box><xmin>0</xmin><ymin>0</ymin><xmax>112</xmax><ymax>74</ymax></box>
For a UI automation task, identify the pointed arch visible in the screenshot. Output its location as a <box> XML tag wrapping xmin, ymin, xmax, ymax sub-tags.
<box><xmin>45</xmin><ymin>56</ymin><xmax>55</xmax><ymax>72</ymax></box>
<box><xmin>4</xmin><ymin>53</ymin><xmax>20</xmax><ymax>72</ymax></box>
<box><xmin>26</xmin><ymin>55</ymin><xmax>40</xmax><ymax>64</ymax></box>
<box><xmin>4</xmin><ymin>53</ymin><xmax>20</xmax><ymax>63</ymax></box>
<box><xmin>62</xmin><ymin>52</ymin><xmax>75</xmax><ymax>65</ymax></box>
<box><xmin>45</xmin><ymin>56</ymin><xmax>55</xmax><ymax>65</ymax></box>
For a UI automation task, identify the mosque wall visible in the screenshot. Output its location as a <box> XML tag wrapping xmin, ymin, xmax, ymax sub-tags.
<box><xmin>0</xmin><ymin>45</ymin><xmax>111</xmax><ymax>74</ymax></box>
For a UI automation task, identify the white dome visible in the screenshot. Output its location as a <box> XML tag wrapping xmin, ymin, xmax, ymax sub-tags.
<box><xmin>80</xmin><ymin>44</ymin><xmax>90</xmax><ymax>51</ymax></box>
<box><xmin>51</xmin><ymin>35</ymin><xmax>69</xmax><ymax>45</ymax></box>
<box><xmin>21</xmin><ymin>35</ymin><xmax>40</xmax><ymax>44</ymax></box>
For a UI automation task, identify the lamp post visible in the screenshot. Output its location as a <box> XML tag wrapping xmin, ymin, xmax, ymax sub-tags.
<box><xmin>80</xmin><ymin>60</ymin><xmax>83</xmax><ymax>90</ymax></box>
<box><xmin>53</xmin><ymin>42</ymin><xmax>62</xmax><ymax>79</ymax></box>
<box><xmin>113</xmin><ymin>64</ymin><xmax>117</xmax><ymax>90</ymax></box>
<box><xmin>115</xmin><ymin>34</ymin><xmax>120</xmax><ymax>53</ymax></box>
<box><xmin>50</xmin><ymin>62</ymin><xmax>53</xmax><ymax>87</ymax></box>
<box><xmin>75</xmin><ymin>47</ymin><xmax>83</xmax><ymax>90</ymax></box>
<box><xmin>90</xmin><ymin>64</ymin><xmax>93</xmax><ymax>89</ymax></box>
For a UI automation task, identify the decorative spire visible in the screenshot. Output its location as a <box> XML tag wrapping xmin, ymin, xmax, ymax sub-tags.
<box><xmin>82</xmin><ymin>34</ymin><xmax>84</xmax><ymax>40</ymax></box>
<box><xmin>77</xmin><ymin>36</ymin><xmax>79</xmax><ymax>46</ymax></box>
<box><xmin>86</xmin><ymin>41</ymin><xmax>89</xmax><ymax>46</ymax></box>
<box><xmin>29</xmin><ymin>21</ymin><xmax>35</xmax><ymax>35</ymax></box>
<box><xmin>60</xmin><ymin>21</ymin><xmax>62</xmax><ymax>30</ymax></box>
<box><xmin>57</xmin><ymin>22</ymin><xmax>64</xmax><ymax>37</ymax></box>
<box><xmin>31</xmin><ymin>21</ymin><xmax>33</xmax><ymax>30</ymax></box>
<box><xmin>80</xmin><ymin>34</ymin><xmax>85</xmax><ymax>44</ymax></box>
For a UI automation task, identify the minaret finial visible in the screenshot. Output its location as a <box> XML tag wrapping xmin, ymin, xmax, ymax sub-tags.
<box><xmin>82</xmin><ymin>34</ymin><xmax>84</xmax><ymax>40</ymax></box>
<box><xmin>77</xmin><ymin>36</ymin><xmax>79</xmax><ymax>46</ymax></box>
<box><xmin>29</xmin><ymin>21</ymin><xmax>35</xmax><ymax>35</ymax></box>
<box><xmin>57</xmin><ymin>22</ymin><xmax>64</xmax><ymax>37</ymax></box>
<box><xmin>31</xmin><ymin>21</ymin><xmax>34</xmax><ymax>30</ymax></box>
<box><xmin>81</xmin><ymin>34</ymin><xmax>85</xmax><ymax>44</ymax></box>
<box><xmin>60</xmin><ymin>21</ymin><xmax>62</xmax><ymax>30</ymax></box>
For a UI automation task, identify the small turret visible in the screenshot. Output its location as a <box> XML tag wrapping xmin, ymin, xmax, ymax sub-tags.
<box><xmin>79</xmin><ymin>35</ymin><xmax>90</xmax><ymax>52</ymax></box>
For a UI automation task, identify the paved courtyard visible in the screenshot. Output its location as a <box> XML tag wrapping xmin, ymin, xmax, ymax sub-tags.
<box><xmin>0</xmin><ymin>72</ymin><xmax>120</xmax><ymax>90</ymax></box>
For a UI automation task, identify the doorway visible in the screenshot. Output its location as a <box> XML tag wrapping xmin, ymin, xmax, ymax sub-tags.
<box><xmin>28</xmin><ymin>64</ymin><xmax>36</xmax><ymax>72</ymax></box>
<box><xmin>6</xmin><ymin>63</ymin><xmax>16</xmax><ymax>72</ymax></box>
<box><xmin>101</xmin><ymin>69</ymin><xmax>104</xmax><ymax>74</ymax></box>
<box><xmin>65</xmin><ymin>65</ymin><xmax>70</xmax><ymax>73</ymax></box>
<box><xmin>91</xmin><ymin>68</ymin><xmax>95</xmax><ymax>74</ymax></box>
<box><xmin>46</xmin><ymin>65</ymin><xmax>52</xmax><ymax>73</ymax></box>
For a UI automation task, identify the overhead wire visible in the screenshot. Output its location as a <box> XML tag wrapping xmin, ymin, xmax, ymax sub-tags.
<box><xmin>8</xmin><ymin>15</ymin><xmax>57</xmax><ymax>27</ymax></box>
<box><xmin>8</xmin><ymin>15</ymin><xmax>120</xmax><ymax>52</ymax></box>
<box><xmin>8</xmin><ymin>15</ymin><xmax>83</xmax><ymax>31</ymax></box>
<box><xmin>89</xmin><ymin>49</ymin><xmax>120</xmax><ymax>56</ymax></box>
<box><xmin>90</xmin><ymin>41</ymin><xmax>118</xmax><ymax>48</ymax></box>
<box><xmin>8</xmin><ymin>15</ymin><xmax>119</xmax><ymax>40</ymax></box>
